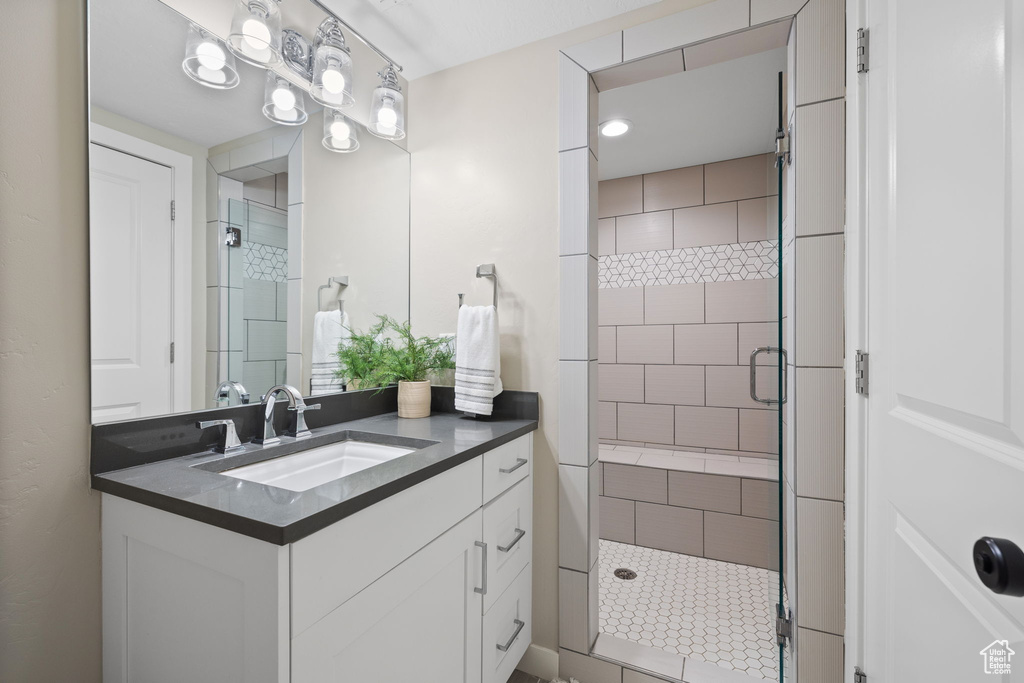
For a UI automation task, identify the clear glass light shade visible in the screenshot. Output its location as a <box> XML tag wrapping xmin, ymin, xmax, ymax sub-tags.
<box><xmin>367</xmin><ymin>67</ymin><xmax>405</xmax><ymax>140</ymax></box>
<box><xmin>263</xmin><ymin>73</ymin><xmax>308</xmax><ymax>126</ymax></box>
<box><xmin>228</xmin><ymin>0</ymin><xmax>283</xmax><ymax>67</ymax></box>
<box><xmin>183</xmin><ymin>24</ymin><xmax>240</xmax><ymax>89</ymax></box>
<box><xmin>310</xmin><ymin>19</ymin><xmax>354</xmax><ymax>109</ymax></box>
<box><xmin>322</xmin><ymin>109</ymin><xmax>360</xmax><ymax>153</ymax></box>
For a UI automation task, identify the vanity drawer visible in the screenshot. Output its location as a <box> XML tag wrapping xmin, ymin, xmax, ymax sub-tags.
<box><xmin>482</xmin><ymin>435</ymin><xmax>532</xmax><ymax>503</ymax></box>
<box><xmin>482</xmin><ymin>562</ymin><xmax>532</xmax><ymax>683</ymax></box>
<box><xmin>482</xmin><ymin>475</ymin><xmax>532</xmax><ymax>612</ymax></box>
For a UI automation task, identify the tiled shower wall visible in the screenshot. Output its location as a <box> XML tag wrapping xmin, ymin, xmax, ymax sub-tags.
<box><xmin>597</xmin><ymin>154</ymin><xmax>780</xmax><ymax>459</ymax></box>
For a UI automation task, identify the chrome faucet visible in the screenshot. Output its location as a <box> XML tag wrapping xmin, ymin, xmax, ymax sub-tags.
<box><xmin>196</xmin><ymin>419</ymin><xmax>243</xmax><ymax>453</ymax></box>
<box><xmin>213</xmin><ymin>380</ymin><xmax>250</xmax><ymax>407</ymax></box>
<box><xmin>254</xmin><ymin>384</ymin><xmax>320</xmax><ymax>445</ymax></box>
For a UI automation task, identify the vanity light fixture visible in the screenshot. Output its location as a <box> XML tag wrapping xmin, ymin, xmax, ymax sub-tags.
<box><xmin>263</xmin><ymin>72</ymin><xmax>308</xmax><ymax>126</ymax></box>
<box><xmin>599</xmin><ymin>119</ymin><xmax>632</xmax><ymax>137</ymax></box>
<box><xmin>228</xmin><ymin>0</ymin><xmax>283</xmax><ymax>67</ymax></box>
<box><xmin>183</xmin><ymin>24</ymin><xmax>240</xmax><ymax>89</ymax></box>
<box><xmin>367</xmin><ymin>65</ymin><xmax>405</xmax><ymax>140</ymax></box>
<box><xmin>322</xmin><ymin>109</ymin><xmax>359</xmax><ymax>153</ymax></box>
<box><xmin>309</xmin><ymin>18</ymin><xmax>354</xmax><ymax>109</ymax></box>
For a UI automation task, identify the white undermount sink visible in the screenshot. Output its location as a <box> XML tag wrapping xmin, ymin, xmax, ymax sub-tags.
<box><xmin>222</xmin><ymin>440</ymin><xmax>416</xmax><ymax>492</ymax></box>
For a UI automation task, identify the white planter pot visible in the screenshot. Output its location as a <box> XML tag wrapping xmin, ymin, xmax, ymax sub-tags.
<box><xmin>398</xmin><ymin>380</ymin><xmax>431</xmax><ymax>418</ymax></box>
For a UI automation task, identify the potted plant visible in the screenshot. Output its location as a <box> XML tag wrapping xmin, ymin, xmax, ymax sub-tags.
<box><xmin>360</xmin><ymin>316</ymin><xmax>455</xmax><ymax>418</ymax></box>
<box><xmin>335</xmin><ymin>327</ymin><xmax>385</xmax><ymax>390</ymax></box>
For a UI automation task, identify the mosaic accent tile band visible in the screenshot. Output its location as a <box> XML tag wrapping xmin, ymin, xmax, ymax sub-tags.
<box><xmin>244</xmin><ymin>243</ymin><xmax>288</xmax><ymax>282</ymax></box>
<box><xmin>599</xmin><ymin>241</ymin><xmax>778</xmax><ymax>289</ymax></box>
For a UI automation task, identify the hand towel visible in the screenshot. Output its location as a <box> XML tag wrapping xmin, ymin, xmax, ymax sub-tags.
<box><xmin>311</xmin><ymin>309</ymin><xmax>349</xmax><ymax>396</ymax></box>
<box><xmin>454</xmin><ymin>305</ymin><xmax>502</xmax><ymax>415</ymax></box>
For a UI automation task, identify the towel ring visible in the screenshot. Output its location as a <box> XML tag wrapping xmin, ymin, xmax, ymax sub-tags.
<box><xmin>318</xmin><ymin>276</ymin><xmax>349</xmax><ymax>312</ymax></box>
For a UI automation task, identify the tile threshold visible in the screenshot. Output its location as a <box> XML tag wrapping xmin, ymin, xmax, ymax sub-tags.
<box><xmin>598</xmin><ymin>445</ymin><xmax>778</xmax><ymax>481</ymax></box>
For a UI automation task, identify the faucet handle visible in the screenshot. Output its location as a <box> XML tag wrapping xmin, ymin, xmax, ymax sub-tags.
<box><xmin>196</xmin><ymin>419</ymin><xmax>243</xmax><ymax>454</ymax></box>
<box><xmin>286</xmin><ymin>402</ymin><xmax>320</xmax><ymax>439</ymax></box>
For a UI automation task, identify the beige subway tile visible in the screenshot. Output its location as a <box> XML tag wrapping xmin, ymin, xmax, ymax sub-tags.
<box><xmin>705</xmin><ymin>154</ymin><xmax>774</xmax><ymax>204</ymax></box>
<box><xmin>738</xmin><ymin>195</ymin><xmax>779</xmax><ymax>243</ymax></box>
<box><xmin>603</xmin><ymin>463</ymin><xmax>668</xmax><ymax>504</ymax></box>
<box><xmin>645</xmin><ymin>283</ymin><xmax>704</xmax><ymax>324</ymax></box>
<box><xmin>598</xmin><ymin>364</ymin><xmax>644</xmax><ymax>403</ymax></box>
<box><xmin>635</xmin><ymin>502</ymin><xmax>703</xmax><ymax>555</ymax></box>
<box><xmin>675</xmin><ymin>406</ymin><xmax>738</xmax><ymax>450</ymax></box>
<box><xmin>599</xmin><ymin>496</ymin><xmax>635</xmax><ymax>543</ymax></box>
<box><xmin>615</xmin><ymin>210</ymin><xmax>674</xmax><ymax>253</ymax></box>
<box><xmin>797</xmin><ymin>628</ymin><xmax>844</xmax><ymax>683</ymax></box>
<box><xmin>642</xmin><ymin>165</ymin><xmax>704</xmax><ymax>211</ymax></box>
<box><xmin>616</xmin><ymin>325</ymin><xmax>673</xmax><ymax>364</ymax></box>
<box><xmin>741</xmin><ymin>478</ymin><xmax>779</xmax><ymax>520</ymax></box>
<box><xmin>598</xmin><ymin>326</ymin><xmax>617</xmax><ymax>363</ymax></box>
<box><xmin>739</xmin><ymin>408</ymin><xmax>779</xmax><ymax>453</ymax></box>
<box><xmin>598</xmin><ymin>175</ymin><xmax>642</xmax><ymax>218</ymax></box>
<box><xmin>617</xmin><ymin>403</ymin><xmax>674</xmax><ymax>445</ymax></box>
<box><xmin>675</xmin><ymin>323</ymin><xmax>738</xmax><ymax>365</ymax></box>
<box><xmin>599</xmin><ymin>287</ymin><xmax>644</xmax><ymax>326</ymax></box>
<box><xmin>592</xmin><ymin>49</ymin><xmax>684</xmax><ymax>91</ymax></box>
<box><xmin>738</xmin><ymin>322</ymin><xmax>779</xmax><ymax>364</ymax></box>
<box><xmin>645</xmin><ymin>365</ymin><xmax>705</xmax><ymax>406</ymax></box>
<box><xmin>559</xmin><ymin>648</ymin><xmax>622</xmax><ymax>683</ymax></box>
<box><xmin>558</xmin><ymin>568</ymin><xmax>591</xmax><ymax>654</ymax></box>
<box><xmin>797</xmin><ymin>497</ymin><xmax>845</xmax><ymax>634</ymax></box>
<box><xmin>704</xmin><ymin>511</ymin><xmax>779</xmax><ymax>569</ymax></box>
<box><xmin>706</xmin><ymin>365</ymin><xmax>777</xmax><ymax>410</ymax></box>
<box><xmin>705</xmin><ymin>278</ymin><xmax>778</xmax><ymax>323</ymax></box>
<box><xmin>598</xmin><ymin>401</ymin><xmax>617</xmax><ymax>440</ymax></box>
<box><xmin>668</xmin><ymin>471</ymin><xmax>741</xmax><ymax>514</ymax></box>
<box><xmin>795</xmin><ymin>367</ymin><xmax>844</xmax><ymax>501</ymax></box>
<box><xmin>598</xmin><ymin>217</ymin><xmax>616</xmax><ymax>255</ymax></box>
<box><xmin>674</xmin><ymin>202</ymin><xmax>738</xmax><ymax>248</ymax></box>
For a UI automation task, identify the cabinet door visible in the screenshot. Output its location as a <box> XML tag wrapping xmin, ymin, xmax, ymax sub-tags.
<box><xmin>292</xmin><ymin>510</ymin><xmax>484</xmax><ymax>683</ymax></box>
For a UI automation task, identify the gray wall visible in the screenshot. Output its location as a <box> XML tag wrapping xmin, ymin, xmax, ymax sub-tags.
<box><xmin>0</xmin><ymin>1</ymin><xmax>101</xmax><ymax>680</ymax></box>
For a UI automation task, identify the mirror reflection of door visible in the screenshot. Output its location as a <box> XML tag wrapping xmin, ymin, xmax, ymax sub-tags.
<box><xmin>89</xmin><ymin>142</ymin><xmax>174</xmax><ymax>423</ymax></box>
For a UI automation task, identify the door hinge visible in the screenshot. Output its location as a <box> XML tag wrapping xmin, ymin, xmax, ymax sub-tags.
<box><xmin>855</xmin><ymin>666</ymin><xmax>868</xmax><ymax>683</ymax></box>
<box><xmin>170</xmin><ymin>342</ymin><xmax>175</xmax><ymax>364</ymax></box>
<box><xmin>170</xmin><ymin>199</ymin><xmax>176</xmax><ymax>221</ymax></box>
<box><xmin>857</xmin><ymin>28</ymin><xmax>870</xmax><ymax>73</ymax></box>
<box><xmin>775</xmin><ymin>604</ymin><xmax>793</xmax><ymax>646</ymax></box>
<box><xmin>855</xmin><ymin>350</ymin><xmax>869</xmax><ymax>396</ymax></box>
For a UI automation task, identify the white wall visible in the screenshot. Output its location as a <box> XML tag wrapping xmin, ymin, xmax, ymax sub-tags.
<box><xmin>407</xmin><ymin>0</ymin><xmax>714</xmax><ymax>660</ymax></box>
<box><xmin>0</xmin><ymin>1</ymin><xmax>101</xmax><ymax>680</ymax></box>
<box><xmin>90</xmin><ymin>106</ymin><xmax>209</xmax><ymax>410</ymax></box>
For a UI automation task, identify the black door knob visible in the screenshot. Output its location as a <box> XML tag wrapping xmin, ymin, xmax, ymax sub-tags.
<box><xmin>974</xmin><ymin>537</ymin><xmax>1024</xmax><ymax>597</ymax></box>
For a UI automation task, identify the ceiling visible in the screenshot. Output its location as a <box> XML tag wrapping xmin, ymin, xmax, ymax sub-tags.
<box><xmin>320</xmin><ymin>0</ymin><xmax>661</xmax><ymax>80</ymax></box>
<box><xmin>90</xmin><ymin>0</ymin><xmax>310</xmax><ymax>149</ymax></box>
<box><xmin>597</xmin><ymin>48</ymin><xmax>787</xmax><ymax>180</ymax></box>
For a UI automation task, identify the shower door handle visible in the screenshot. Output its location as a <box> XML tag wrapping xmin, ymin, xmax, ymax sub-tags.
<box><xmin>749</xmin><ymin>347</ymin><xmax>788</xmax><ymax>405</ymax></box>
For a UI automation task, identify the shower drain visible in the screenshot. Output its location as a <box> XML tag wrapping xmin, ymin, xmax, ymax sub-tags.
<box><xmin>613</xmin><ymin>568</ymin><xmax>637</xmax><ymax>580</ymax></box>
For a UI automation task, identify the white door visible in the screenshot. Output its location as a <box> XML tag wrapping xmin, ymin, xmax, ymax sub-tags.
<box><xmin>863</xmin><ymin>1</ymin><xmax>1024</xmax><ymax>681</ymax></box>
<box><xmin>89</xmin><ymin>143</ymin><xmax>174</xmax><ymax>423</ymax></box>
<box><xmin>291</xmin><ymin>509</ymin><xmax>484</xmax><ymax>682</ymax></box>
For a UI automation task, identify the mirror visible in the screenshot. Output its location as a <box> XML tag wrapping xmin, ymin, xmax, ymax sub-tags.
<box><xmin>88</xmin><ymin>0</ymin><xmax>410</xmax><ymax>423</ymax></box>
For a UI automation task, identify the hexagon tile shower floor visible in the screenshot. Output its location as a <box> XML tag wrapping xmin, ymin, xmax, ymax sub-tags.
<box><xmin>598</xmin><ymin>539</ymin><xmax>781</xmax><ymax>681</ymax></box>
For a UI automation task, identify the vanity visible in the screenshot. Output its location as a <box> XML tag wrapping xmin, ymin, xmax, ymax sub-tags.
<box><xmin>92</xmin><ymin>387</ymin><xmax>538</xmax><ymax>682</ymax></box>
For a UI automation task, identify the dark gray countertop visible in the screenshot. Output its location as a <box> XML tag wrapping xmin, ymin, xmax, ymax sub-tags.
<box><xmin>93</xmin><ymin>410</ymin><xmax>537</xmax><ymax>545</ymax></box>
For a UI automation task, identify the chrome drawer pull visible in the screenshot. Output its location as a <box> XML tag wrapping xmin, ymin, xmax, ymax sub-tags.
<box><xmin>496</xmin><ymin>619</ymin><xmax>525</xmax><ymax>652</ymax></box>
<box><xmin>499</xmin><ymin>458</ymin><xmax>528</xmax><ymax>474</ymax></box>
<box><xmin>474</xmin><ymin>541</ymin><xmax>487</xmax><ymax>595</ymax></box>
<box><xmin>498</xmin><ymin>528</ymin><xmax>526</xmax><ymax>553</ymax></box>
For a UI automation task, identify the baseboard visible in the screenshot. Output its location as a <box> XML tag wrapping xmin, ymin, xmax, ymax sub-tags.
<box><xmin>518</xmin><ymin>643</ymin><xmax>559</xmax><ymax>681</ymax></box>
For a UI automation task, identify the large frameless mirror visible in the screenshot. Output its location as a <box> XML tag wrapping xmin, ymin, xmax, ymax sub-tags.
<box><xmin>87</xmin><ymin>0</ymin><xmax>410</xmax><ymax>423</ymax></box>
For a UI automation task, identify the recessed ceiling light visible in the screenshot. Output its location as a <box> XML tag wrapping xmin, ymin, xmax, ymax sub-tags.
<box><xmin>600</xmin><ymin>119</ymin><xmax>631</xmax><ymax>137</ymax></box>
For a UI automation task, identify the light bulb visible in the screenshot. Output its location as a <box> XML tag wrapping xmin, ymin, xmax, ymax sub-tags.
<box><xmin>242</xmin><ymin>17</ymin><xmax>271</xmax><ymax>50</ymax></box>
<box><xmin>321</xmin><ymin>69</ymin><xmax>346</xmax><ymax>95</ymax></box>
<box><xmin>272</xmin><ymin>86</ymin><xmax>296</xmax><ymax>111</ymax></box>
<box><xmin>196</xmin><ymin>41</ymin><xmax>226</xmax><ymax>70</ymax></box>
<box><xmin>329</xmin><ymin>120</ymin><xmax>351</xmax><ymax>140</ymax></box>
<box><xmin>377</xmin><ymin>100</ymin><xmax>398</xmax><ymax>127</ymax></box>
<box><xmin>196</xmin><ymin>66</ymin><xmax>227</xmax><ymax>84</ymax></box>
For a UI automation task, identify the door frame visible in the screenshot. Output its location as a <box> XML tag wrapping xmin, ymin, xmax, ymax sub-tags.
<box><xmin>844</xmin><ymin>0</ymin><xmax>868</xmax><ymax>680</ymax></box>
<box><xmin>89</xmin><ymin>122</ymin><xmax>193</xmax><ymax>413</ymax></box>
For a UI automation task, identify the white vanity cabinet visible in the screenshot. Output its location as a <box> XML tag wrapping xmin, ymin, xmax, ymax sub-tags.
<box><xmin>102</xmin><ymin>433</ymin><xmax>533</xmax><ymax>683</ymax></box>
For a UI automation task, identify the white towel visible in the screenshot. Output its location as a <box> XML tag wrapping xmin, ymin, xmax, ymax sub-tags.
<box><xmin>454</xmin><ymin>305</ymin><xmax>502</xmax><ymax>415</ymax></box>
<box><xmin>311</xmin><ymin>310</ymin><xmax>349</xmax><ymax>396</ymax></box>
